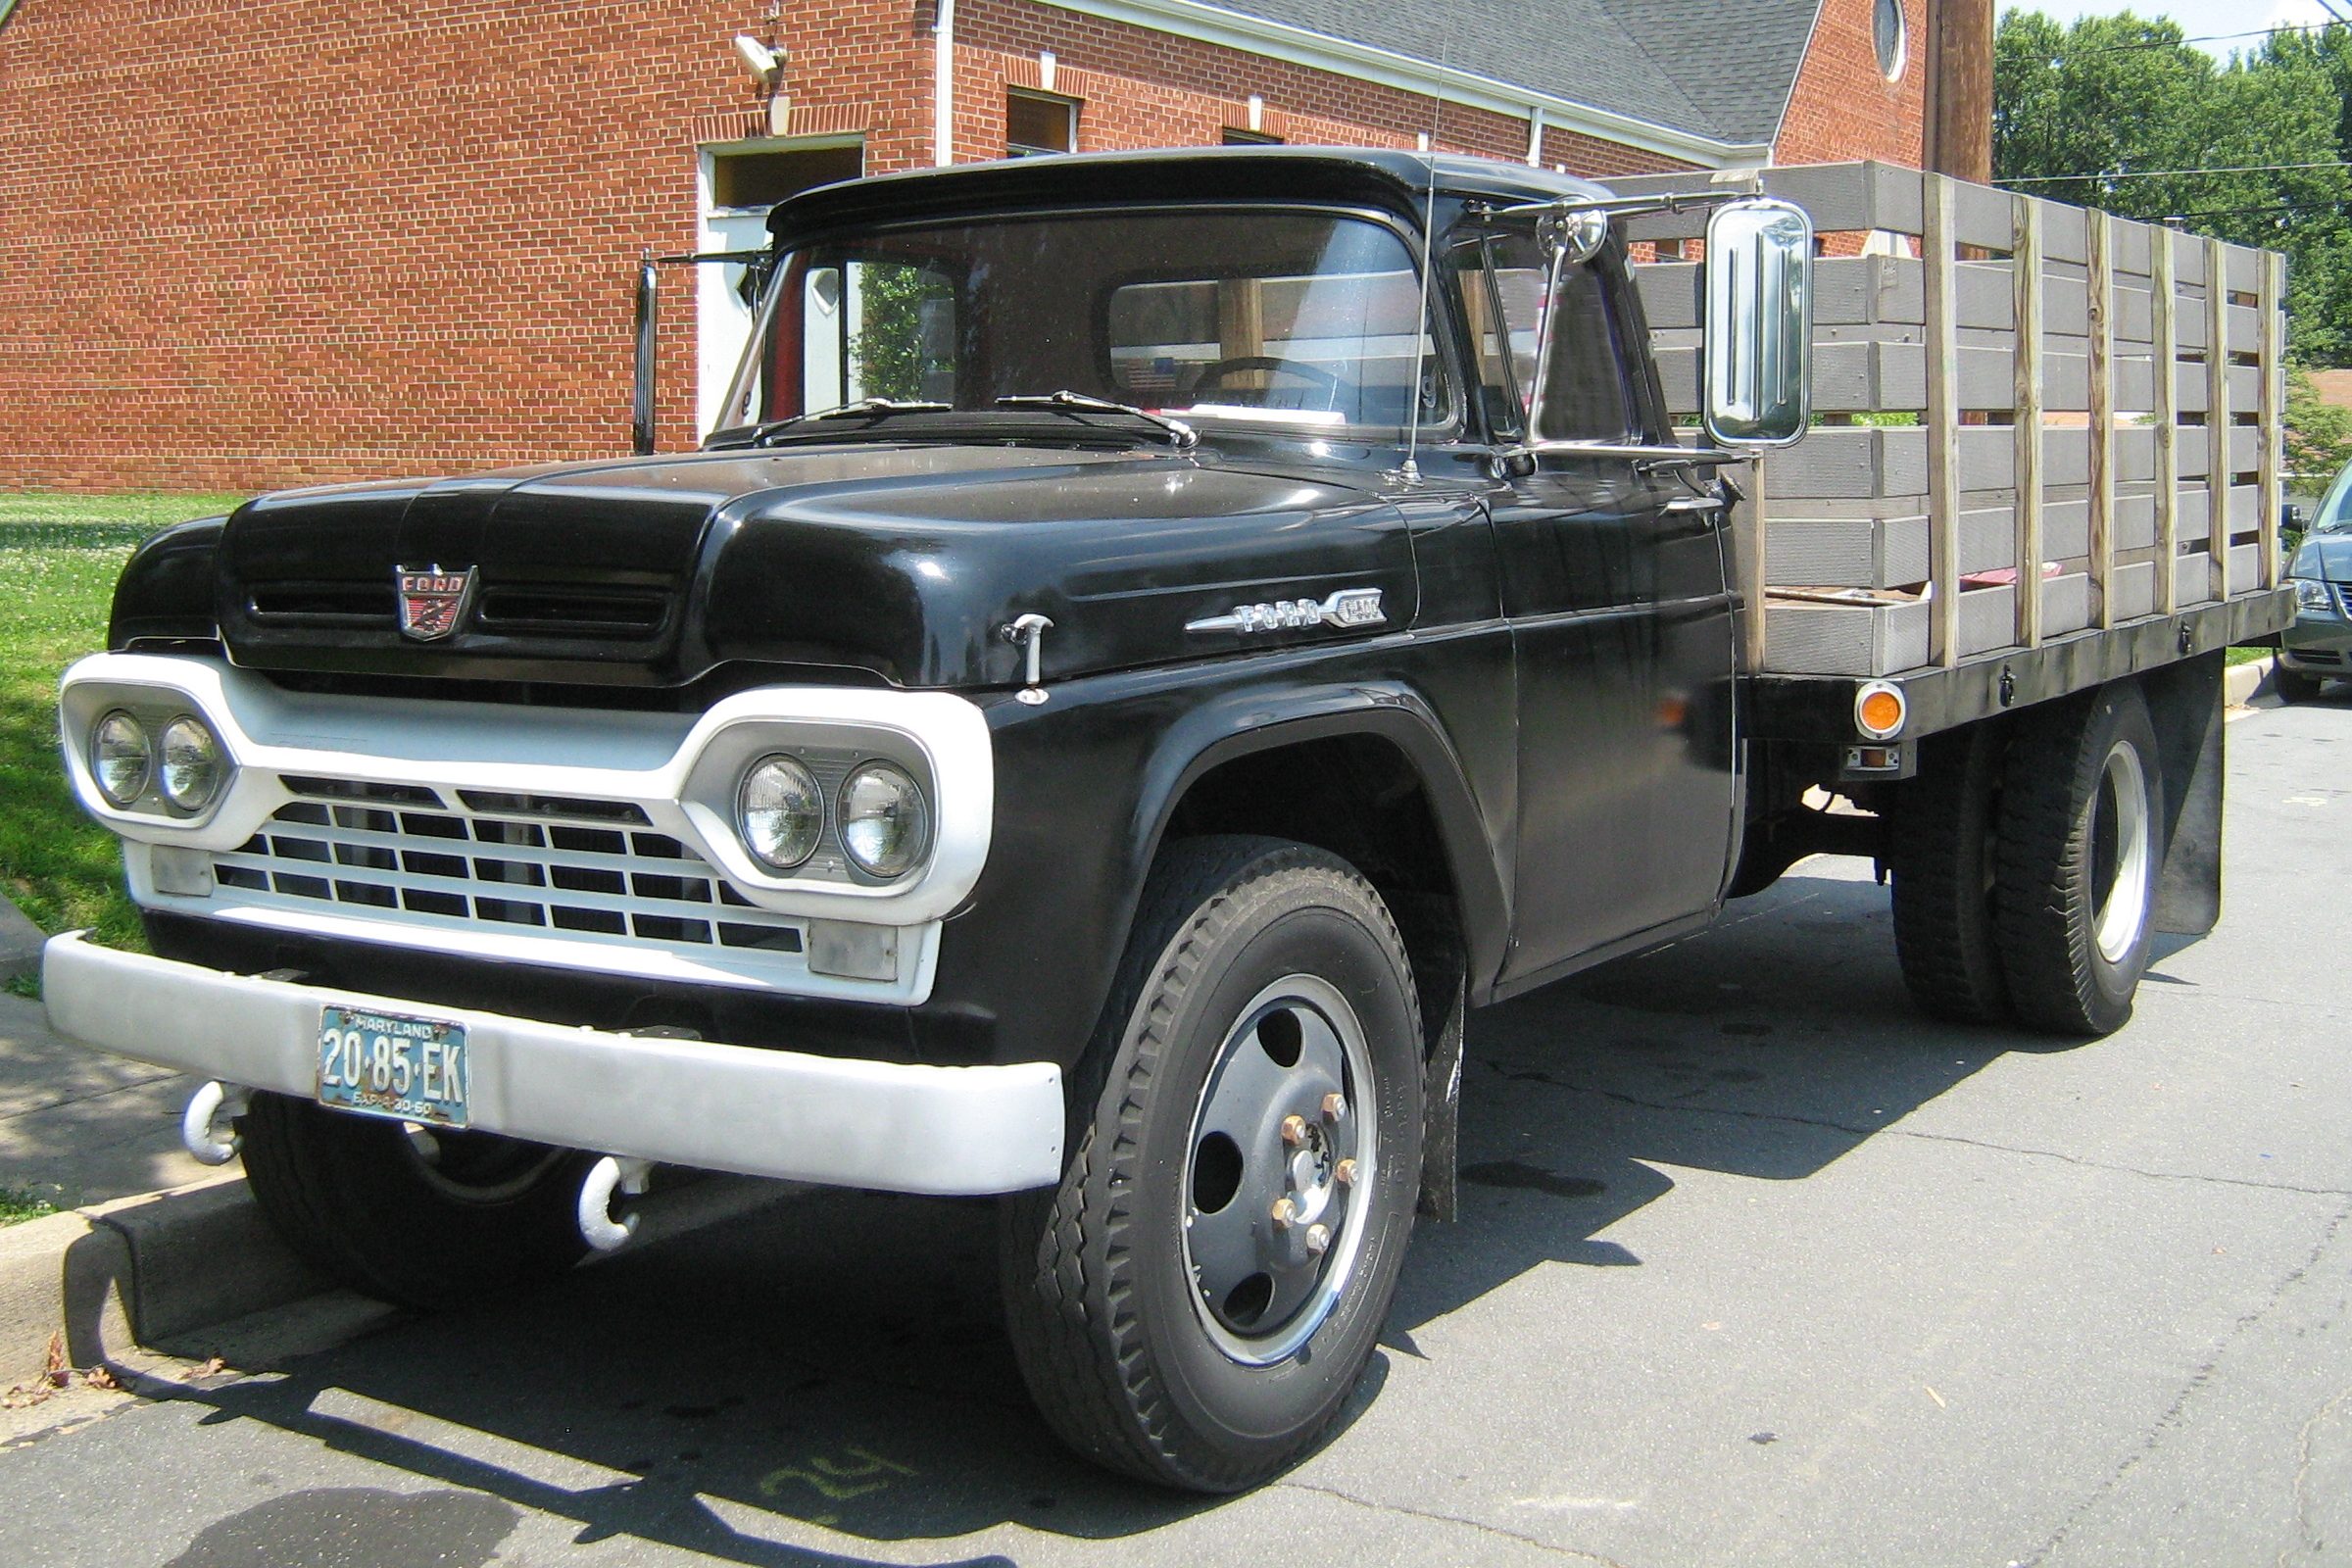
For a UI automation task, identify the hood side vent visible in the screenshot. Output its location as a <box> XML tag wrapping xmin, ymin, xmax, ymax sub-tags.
<box><xmin>475</xmin><ymin>586</ymin><xmax>670</xmax><ymax>639</ymax></box>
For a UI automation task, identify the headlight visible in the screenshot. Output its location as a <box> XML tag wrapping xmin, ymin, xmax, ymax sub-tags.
<box><xmin>2296</xmin><ymin>577</ymin><xmax>2336</xmax><ymax>613</ymax></box>
<box><xmin>157</xmin><ymin>715</ymin><xmax>225</xmax><ymax>812</ymax></box>
<box><xmin>837</xmin><ymin>762</ymin><xmax>930</xmax><ymax>879</ymax></box>
<box><xmin>90</xmin><ymin>710</ymin><xmax>151</xmax><ymax>808</ymax></box>
<box><xmin>738</xmin><ymin>755</ymin><xmax>824</xmax><ymax>871</ymax></box>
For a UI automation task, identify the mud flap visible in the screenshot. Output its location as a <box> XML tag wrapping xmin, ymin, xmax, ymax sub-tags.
<box><xmin>2142</xmin><ymin>652</ymin><xmax>2225</xmax><ymax>938</ymax></box>
<box><xmin>1417</xmin><ymin>972</ymin><xmax>1464</xmax><ymax>1222</ymax></box>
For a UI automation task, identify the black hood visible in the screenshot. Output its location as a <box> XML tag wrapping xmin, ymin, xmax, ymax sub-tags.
<box><xmin>171</xmin><ymin>443</ymin><xmax>1418</xmax><ymax>690</ymax></box>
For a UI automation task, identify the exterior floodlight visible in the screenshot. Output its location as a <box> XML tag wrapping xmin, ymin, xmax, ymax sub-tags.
<box><xmin>733</xmin><ymin>33</ymin><xmax>782</xmax><ymax>88</ymax></box>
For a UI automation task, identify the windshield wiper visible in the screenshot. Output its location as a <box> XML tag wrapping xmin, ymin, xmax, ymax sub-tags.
<box><xmin>995</xmin><ymin>391</ymin><xmax>1198</xmax><ymax>450</ymax></box>
<box><xmin>750</xmin><ymin>398</ymin><xmax>952</xmax><ymax>445</ymax></box>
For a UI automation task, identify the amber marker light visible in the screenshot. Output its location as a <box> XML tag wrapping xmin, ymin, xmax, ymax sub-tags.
<box><xmin>1855</xmin><ymin>680</ymin><xmax>1906</xmax><ymax>740</ymax></box>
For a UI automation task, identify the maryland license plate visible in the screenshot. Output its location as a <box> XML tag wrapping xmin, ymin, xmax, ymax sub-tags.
<box><xmin>317</xmin><ymin>1005</ymin><xmax>471</xmax><ymax>1128</ymax></box>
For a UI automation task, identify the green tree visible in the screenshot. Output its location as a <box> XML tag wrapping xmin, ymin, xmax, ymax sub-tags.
<box><xmin>1995</xmin><ymin>10</ymin><xmax>2352</xmax><ymax>361</ymax></box>
<box><xmin>2286</xmin><ymin>365</ymin><xmax>2352</xmax><ymax>484</ymax></box>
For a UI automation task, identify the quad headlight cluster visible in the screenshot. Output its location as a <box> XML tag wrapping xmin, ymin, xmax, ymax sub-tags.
<box><xmin>736</xmin><ymin>755</ymin><xmax>932</xmax><ymax>880</ymax></box>
<box><xmin>88</xmin><ymin>709</ymin><xmax>227</xmax><ymax>814</ymax></box>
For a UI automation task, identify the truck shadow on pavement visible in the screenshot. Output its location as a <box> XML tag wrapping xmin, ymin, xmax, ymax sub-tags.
<box><xmin>147</xmin><ymin>867</ymin><xmax>2115</xmax><ymax>1563</ymax></box>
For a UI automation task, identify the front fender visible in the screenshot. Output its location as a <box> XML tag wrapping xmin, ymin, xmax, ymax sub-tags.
<box><xmin>920</xmin><ymin>633</ymin><xmax>1514</xmax><ymax>1071</ymax></box>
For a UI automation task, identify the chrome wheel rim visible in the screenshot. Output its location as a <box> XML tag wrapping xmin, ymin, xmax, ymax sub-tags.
<box><xmin>1180</xmin><ymin>974</ymin><xmax>1377</xmax><ymax>1367</ymax></box>
<box><xmin>2091</xmin><ymin>742</ymin><xmax>2153</xmax><ymax>964</ymax></box>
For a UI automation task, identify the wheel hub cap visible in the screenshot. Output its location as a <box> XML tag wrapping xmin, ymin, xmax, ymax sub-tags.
<box><xmin>1181</xmin><ymin>975</ymin><xmax>1377</xmax><ymax>1366</ymax></box>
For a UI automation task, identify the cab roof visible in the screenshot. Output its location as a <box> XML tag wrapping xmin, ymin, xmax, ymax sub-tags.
<box><xmin>766</xmin><ymin>145</ymin><xmax>1616</xmax><ymax>243</ymax></box>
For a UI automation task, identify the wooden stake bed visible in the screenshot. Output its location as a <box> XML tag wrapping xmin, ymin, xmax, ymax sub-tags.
<box><xmin>1604</xmin><ymin>161</ymin><xmax>2294</xmax><ymax>704</ymax></box>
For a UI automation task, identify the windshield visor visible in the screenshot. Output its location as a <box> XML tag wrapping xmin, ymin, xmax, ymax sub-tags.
<box><xmin>718</xmin><ymin>208</ymin><xmax>1452</xmax><ymax>438</ymax></box>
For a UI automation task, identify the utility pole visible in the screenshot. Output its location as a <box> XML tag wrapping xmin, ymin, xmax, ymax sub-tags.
<box><xmin>1929</xmin><ymin>0</ymin><xmax>1994</xmax><ymax>182</ymax></box>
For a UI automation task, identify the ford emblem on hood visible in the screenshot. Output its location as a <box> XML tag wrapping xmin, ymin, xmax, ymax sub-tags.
<box><xmin>394</xmin><ymin>565</ymin><xmax>477</xmax><ymax>641</ymax></box>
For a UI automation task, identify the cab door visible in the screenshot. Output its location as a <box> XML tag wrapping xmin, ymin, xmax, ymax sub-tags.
<box><xmin>1462</xmin><ymin>229</ymin><xmax>1739</xmax><ymax>981</ymax></box>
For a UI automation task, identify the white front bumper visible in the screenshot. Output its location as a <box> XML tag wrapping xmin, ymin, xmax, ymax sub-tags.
<box><xmin>42</xmin><ymin>933</ymin><xmax>1063</xmax><ymax>1196</ymax></box>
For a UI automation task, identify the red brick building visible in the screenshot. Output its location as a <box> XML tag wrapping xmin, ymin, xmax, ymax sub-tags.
<box><xmin>0</xmin><ymin>0</ymin><xmax>1924</xmax><ymax>490</ymax></box>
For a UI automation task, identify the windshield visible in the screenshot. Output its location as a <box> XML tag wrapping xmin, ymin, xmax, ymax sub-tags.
<box><xmin>715</xmin><ymin>207</ymin><xmax>1453</xmax><ymax>439</ymax></box>
<box><xmin>2312</xmin><ymin>460</ymin><xmax>2352</xmax><ymax>534</ymax></box>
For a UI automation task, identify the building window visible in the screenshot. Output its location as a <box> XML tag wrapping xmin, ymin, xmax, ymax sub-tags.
<box><xmin>709</xmin><ymin>141</ymin><xmax>864</xmax><ymax>212</ymax></box>
<box><xmin>1222</xmin><ymin>127</ymin><xmax>1283</xmax><ymax>145</ymax></box>
<box><xmin>1874</xmin><ymin>0</ymin><xmax>1907</xmax><ymax>81</ymax></box>
<box><xmin>1006</xmin><ymin>92</ymin><xmax>1077</xmax><ymax>157</ymax></box>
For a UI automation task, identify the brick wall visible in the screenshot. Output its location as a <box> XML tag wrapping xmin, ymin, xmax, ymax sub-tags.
<box><xmin>0</xmin><ymin>0</ymin><xmax>918</xmax><ymax>490</ymax></box>
<box><xmin>1775</xmin><ymin>0</ymin><xmax>1927</xmax><ymax>168</ymax></box>
<box><xmin>0</xmin><ymin>0</ymin><xmax>1915</xmax><ymax>491</ymax></box>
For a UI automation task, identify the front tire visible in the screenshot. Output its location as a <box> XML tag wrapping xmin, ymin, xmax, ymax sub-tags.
<box><xmin>2273</xmin><ymin>662</ymin><xmax>2323</xmax><ymax>703</ymax></box>
<box><xmin>1993</xmin><ymin>683</ymin><xmax>2165</xmax><ymax>1035</ymax></box>
<box><xmin>238</xmin><ymin>1093</ymin><xmax>596</xmax><ymax>1309</ymax></box>
<box><xmin>1000</xmin><ymin>836</ymin><xmax>1424</xmax><ymax>1492</ymax></box>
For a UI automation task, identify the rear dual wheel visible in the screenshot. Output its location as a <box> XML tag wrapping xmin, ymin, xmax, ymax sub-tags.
<box><xmin>1001</xmin><ymin>836</ymin><xmax>1423</xmax><ymax>1493</ymax></box>
<box><xmin>1890</xmin><ymin>681</ymin><xmax>2166</xmax><ymax>1036</ymax></box>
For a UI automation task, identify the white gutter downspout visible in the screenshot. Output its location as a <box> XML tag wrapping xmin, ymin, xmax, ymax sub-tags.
<box><xmin>934</xmin><ymin>0</ymin><xmax>956</xmax><ymax>167</ymax></box>
<box><xmin>1525</xmin><ymin>107</ymin><xmax>1544</xmax><ymax>166</ymax></box>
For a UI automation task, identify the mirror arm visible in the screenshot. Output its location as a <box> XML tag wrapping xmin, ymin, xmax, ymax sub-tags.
<box><xmin>1494</xmin><ymin>440</ymin><xmax>1750</xmax><ymax>477</ymax></box>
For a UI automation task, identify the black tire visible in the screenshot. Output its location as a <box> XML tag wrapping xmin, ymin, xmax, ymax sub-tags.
<box><xmin>1888</xmin><ymin>720</ymin><xmax>2013</xmax><ymax>1024</ymax></box>
<box><xmin>1993</xmin><ymin>682</ymin><xmax>2166</xmax><ymax>1036</ymax></box>
<box><xmin>2273</xmin><ymin>663</ymin><xmax>2323</xmax><ymax>703</ymax></box>
<box><xmin>238</xmin><ymin>1092</ymin><xmax>596</xmax><ymax>1310</ymax></box>
<box><xmin>1000</xmin><ymin>835</ymin><xmax>1424</xmax><ymax>1492</ymax></box>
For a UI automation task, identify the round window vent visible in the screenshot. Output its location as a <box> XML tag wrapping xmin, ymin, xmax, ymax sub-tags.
<box><xmin>1875</xmin><ymin>0</ymin><xmax>1907</xmax><ymax>80</ymax></box>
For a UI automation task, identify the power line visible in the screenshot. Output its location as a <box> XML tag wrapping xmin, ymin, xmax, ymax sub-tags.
<box><xmin>1997</xmin><ymin>160</ymin><xmax>2352</xmax><ymax>185</ymax></box>
<box><xmin>2053</xmin><ymin>20</ymin><xmax>2339</xmax><ymax>57</ymax></box>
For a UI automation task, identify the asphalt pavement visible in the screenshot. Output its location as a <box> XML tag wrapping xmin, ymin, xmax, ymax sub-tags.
<box><xmin>1</xmin><ymin>695</ymin><xmax>2347</xmax><ymax>1568</ymax></box>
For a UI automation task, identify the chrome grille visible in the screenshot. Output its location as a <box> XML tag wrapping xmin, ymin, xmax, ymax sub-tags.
<box><xmin>211</xmin><ymin>777</ymin><xmax>804</xmax><ymax>968</ymax></box>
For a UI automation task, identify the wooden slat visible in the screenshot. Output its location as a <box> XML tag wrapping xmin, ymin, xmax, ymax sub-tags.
<box><xmin>2086</xmin><ymin>207</ymin><xmax>2115</xmax><ymax>629</ymax></box>
<box><xmin>2013</xmin><ymin>195</ymin><xmax>2045</xmax><ymax>647</ymax></box>
<box><xmin>2152</xmin><ymin>226</ymin><xmax>2180</xmax><ymax>615</ymax></box>
<box><xmin>2259</xmin><ymin>249</ymin><xmax>2285</xmax><ymax>590</ymax></box>
<box><xmin>2207</xmin><ymin>234</ymin><xmax>2231</xmax><ymax>600</ymax></box>
<box><xmin>1926</xmin><ymin>174</ymin><xmax>1961</xmax><ymax>667</ymax></box>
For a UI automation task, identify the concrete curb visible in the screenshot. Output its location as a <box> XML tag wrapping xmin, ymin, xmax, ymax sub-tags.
<box><xmin>0</xmin><ymin>898</ymin><xmax>44</xmax><ymax>985</ymax></box>
<box><xmin>2225</xmin><ymin>655</ymin><xmax>2277</xmax><ymax>709</ymax></box>
<box><xmin>0</xmin><ymin>1171</ymin><xmax>321</xmax><ymax>1386</ymax></box>
<box><xmin>1</xmin><ymin>1159</ymin><xmax>795</xmax><ymax>1387</ymax></box>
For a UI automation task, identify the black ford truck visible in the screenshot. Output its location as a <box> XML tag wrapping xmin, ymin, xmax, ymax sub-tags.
<box><xmin>45</xmin><ymin>148</ymin><xmax>2291</xmax><ymax>1491</ymax></box>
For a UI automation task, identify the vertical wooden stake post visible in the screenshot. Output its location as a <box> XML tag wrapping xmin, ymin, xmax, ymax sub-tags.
<box><xmin>2152</xmin><ymin>227</ymin><xmax>2180</xmax><ymax>615</ymax></box>
<box><xmin>1926</xmin><ymin>174</ymin><xmax>1962</xmax><ymax>667</ymax></box>
<box><xmin>2012</xmin><ymin>194</ymin><xmax>2045</xmax><ymax>648</ymax></box>
<box><xmin>2207</xmin><ymin>234</ymin><xmax>2230</xmax><ymax>603</ymax></box>
<box><xmin>2258</xmin><ymin>249</ymin><xmax>2285</xmax><ymax>591</ymax></box>
<box><xmin>2086</xmin><ymin>208</ymin><xmax>2115</xmax><ymax>629</ymax></box>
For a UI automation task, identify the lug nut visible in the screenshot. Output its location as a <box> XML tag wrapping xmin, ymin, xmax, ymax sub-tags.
<box><xmin>1280</xmin><ymin>1113</ymin><xmax>1307</xmax><ymax>1147</ymax></box>
<box><xmin>1335</xmin><ymin>1157</ymin><xmax>1358</xmax><ymax>1187</ymax></box>
<box><xmin>1270</xmin><ymin>1198</ymin><xmax>1298</xmax><ymax>1229</ymax></box>
<box><xmin>1321</xmin><ymin>1093</ymin><xmax>1348</xmax><ymax>1122</ymax></box>
<box><xmin>1306</xmin><ymin>1224</ymin><xmax>1332</xmax><ymax>1255</ymax></box>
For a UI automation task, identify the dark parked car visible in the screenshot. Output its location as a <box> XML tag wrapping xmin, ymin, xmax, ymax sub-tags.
<box><xmin>2278</xmin><ymin>462</ymin><xmax>2352</xmax><ymax>699</ymax></box>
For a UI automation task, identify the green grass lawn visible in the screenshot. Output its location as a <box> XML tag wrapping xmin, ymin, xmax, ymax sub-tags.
<box><xmin>0</xmin><ymin>492</ymin><xmax>245</xmax><ymax>956</ymax></box>
<box><xmin>0</xmin><ymin>1184</ymin><xmax>61</xmax><ymax>1226</ymax></box>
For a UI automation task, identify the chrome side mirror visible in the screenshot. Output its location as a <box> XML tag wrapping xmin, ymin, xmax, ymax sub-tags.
<box><xmin>1703</xmin><ymin>198</ymin><xmax>1813</xmax><ymax>449</ymax></box>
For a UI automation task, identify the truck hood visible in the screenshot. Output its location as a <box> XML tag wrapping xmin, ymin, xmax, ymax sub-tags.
<box><xmin>182</xmin><ymin>444</ymin><xmax>1418</xmax><ymax>689</ymax></box>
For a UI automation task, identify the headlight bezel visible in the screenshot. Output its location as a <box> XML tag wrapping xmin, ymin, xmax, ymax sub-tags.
<box><xmin>2294</xmin><ymin>576</ymin><xmax>2336</xmax><ymax>614</ymax></box>
<box><xmin>836</xmin><ymin>760</ymin><xmax>933</xmax><ymax>881</ymax></box>
<box><xmin>682</xmin><ymin>719</ymin><xmax>945</xmax><ymax>894</ymax></box>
